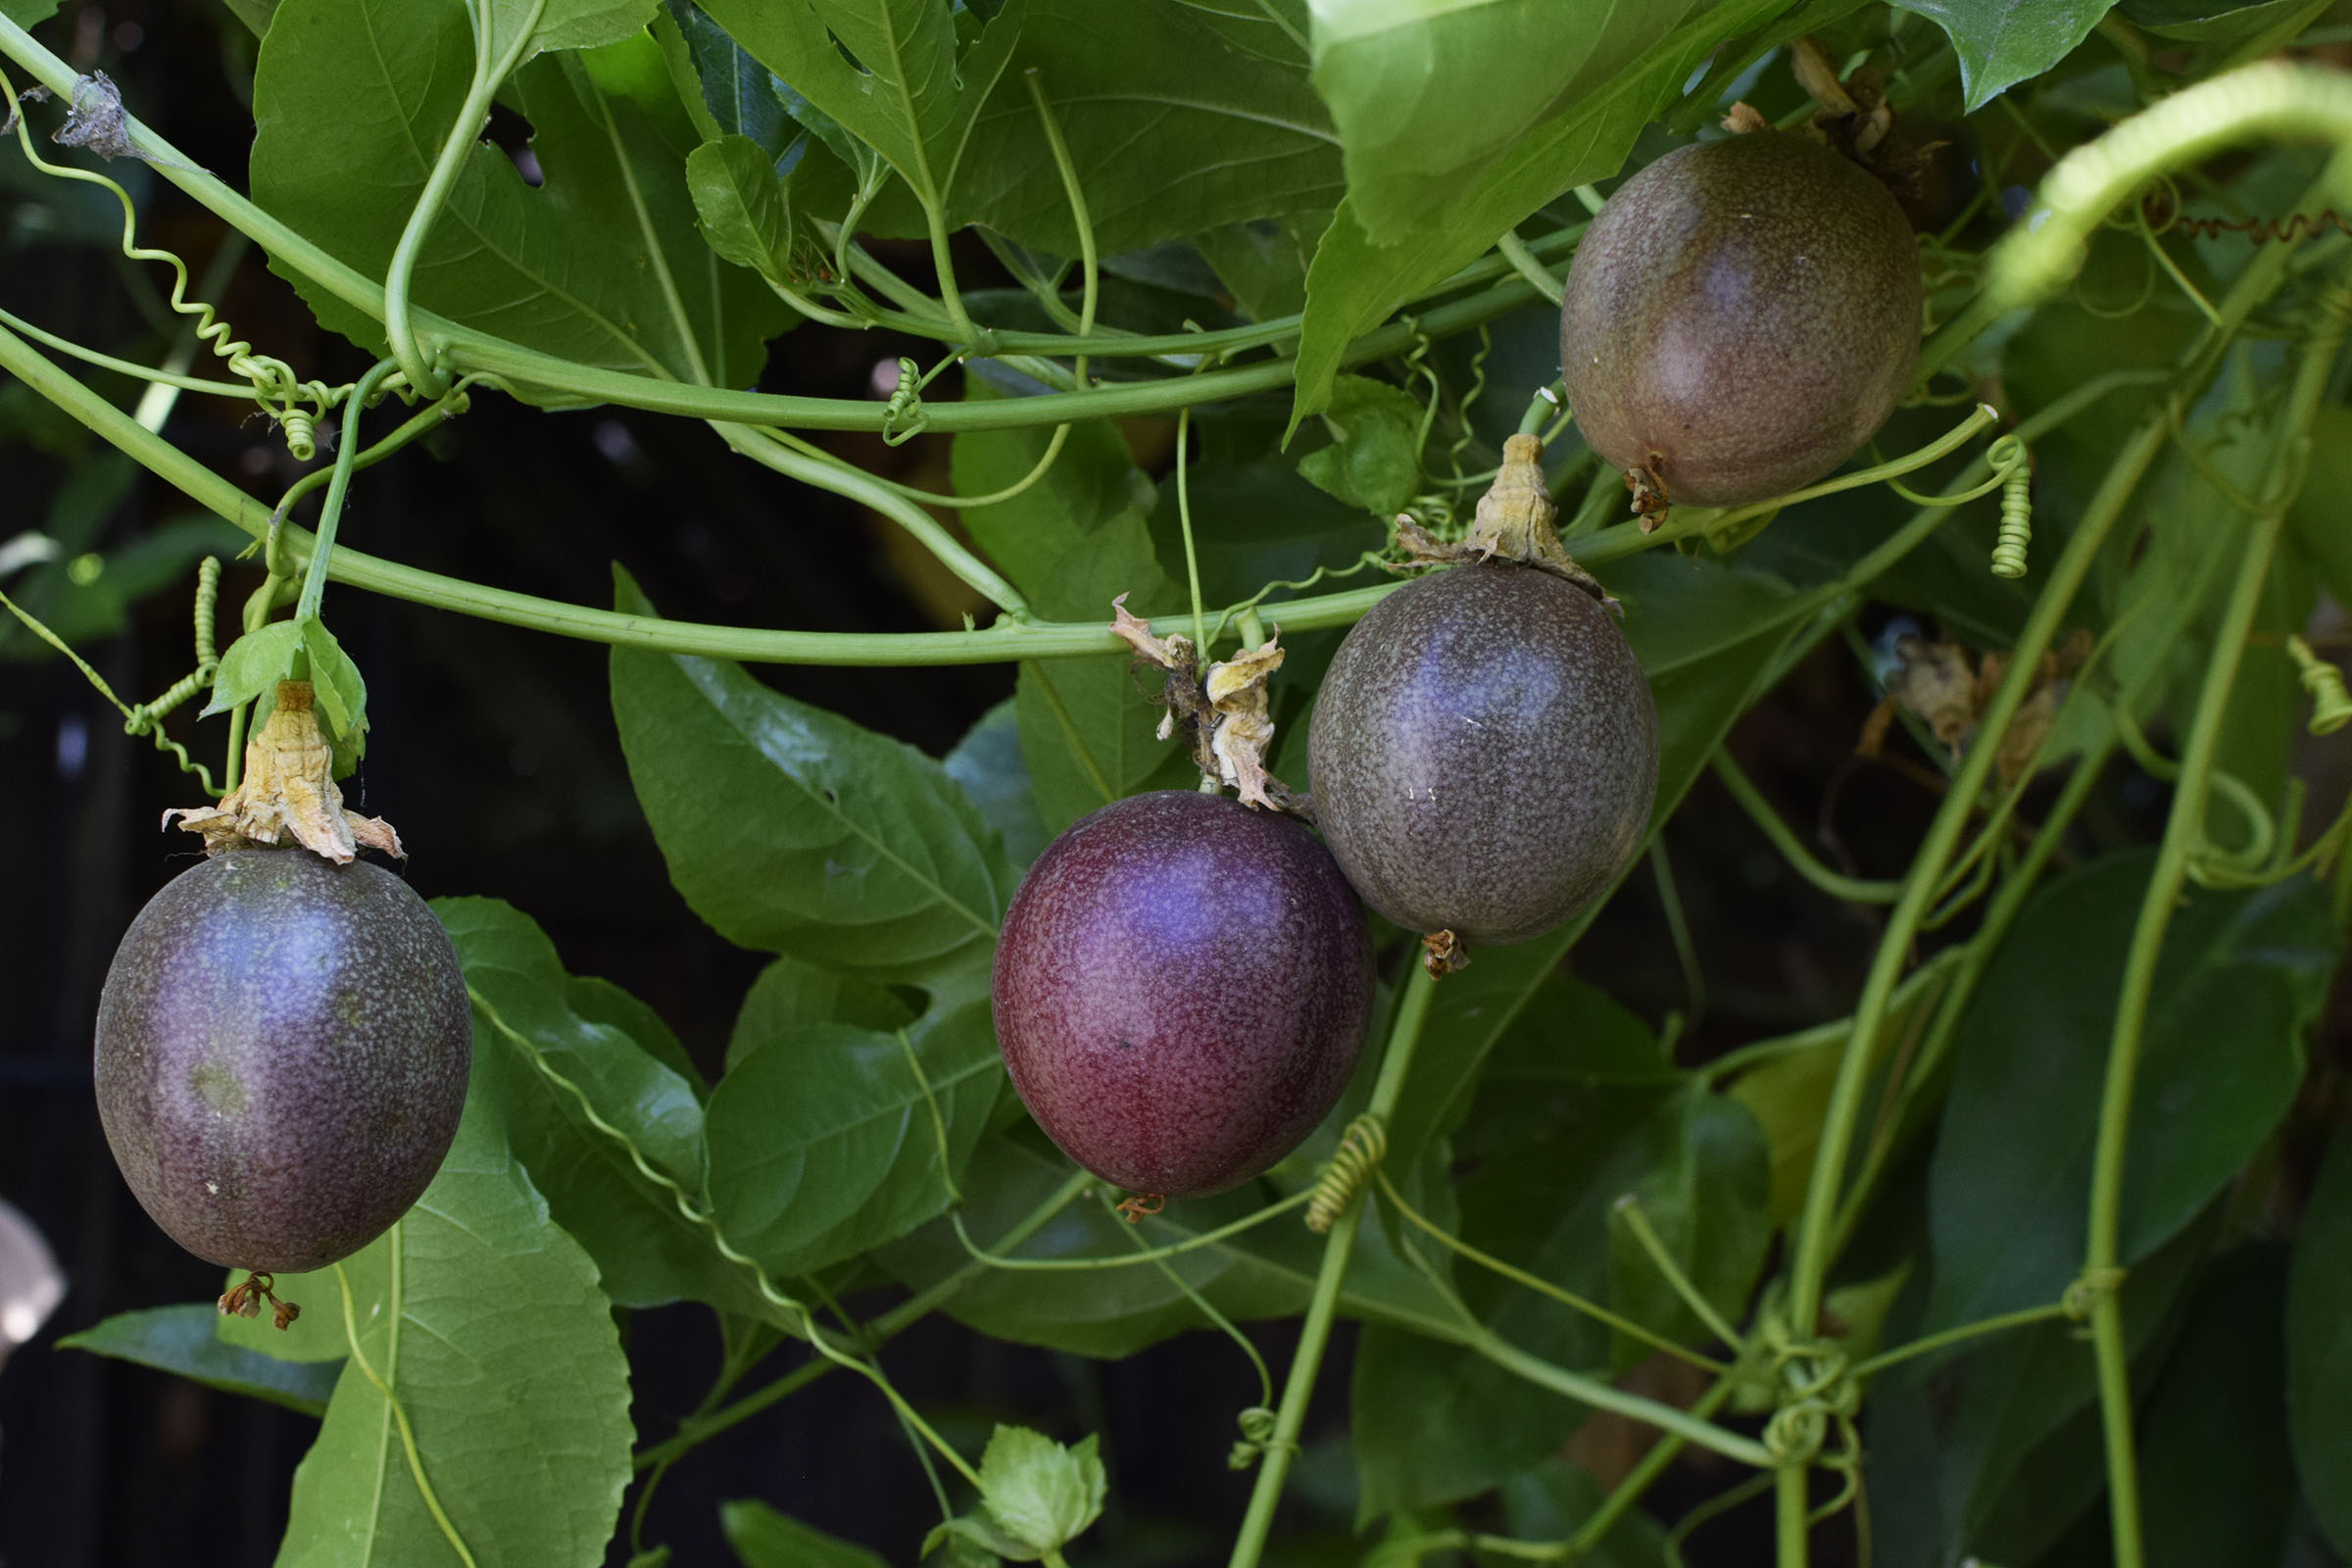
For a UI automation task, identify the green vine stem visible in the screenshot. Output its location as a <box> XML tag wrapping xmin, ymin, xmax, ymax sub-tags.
<box><xmin>383</xmin><ymin>0</ymin><xmax>548</xmax><ymax>396</ymax></box>
<box><xmin>295</xmin><ymin>359</ymin><xmax>401</xmax><ymax>622</ymax></box>
<box><xmin>1988</xmin><ymin>61</ymin><xmax>2352</xmax><ymax>314</ymax></box>
<box><xmin>2080</xmin><ymin>275</ymin><xmax>2349</xmax><ymax>1568</ymax></box>
<box><xmin>1781</xmin><ymin>191</ymin><xmax>2324</xmax><ymax>1343</ymax></box>
<box><xmin>1709</xmin><ymin>754</ymin><xmax>1902</xmax><ymax>904</ymax></box>
<box><xmin>466</xmin><ymin>987</ymin><xmax>989</xmax><ymax>1492</ymax></box>
<box><xmin>630</xmin><ymin>1168</ymin><xmax>1092</xmax><ymax>1474</ymax></box>
<box><xmin>713</xmin><ymin>422</ymin><xmax>1030</xmax><ymax>616</ymax></box>
<box><xmin>1372</xmin><ymin>1168</ymin><xmax>1728</xmax><ymax>1375</ymax></box>
<box><xmin>1225</xmin><ymin>960</ymin><xmax>1439</xmax><ymax>1568</ymax></box>
<box><xmin>1771</xmin><ymin>170</ymin><xmax>2331</xmax><ymax>1568</ymax></box>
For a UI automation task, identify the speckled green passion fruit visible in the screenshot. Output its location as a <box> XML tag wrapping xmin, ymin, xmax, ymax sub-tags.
<box><xmin>992</xmin><ymin>791</ymin><xmax>1373</xmax><ymax>1198</ymax></box>
<box><xmin>1561</xmin><ymin>131</ymin><xmax>1922</xmax><ymax>508</ymax></box>
<box><xmin>95</xmin><ymin>849</ymin><xmax>470</xmax><ymax>1273</ymax></box>
<box><xmin>1309</xmin><ymin>563</ymin><xmax>1658</xmax><ymax>944</ymax></box>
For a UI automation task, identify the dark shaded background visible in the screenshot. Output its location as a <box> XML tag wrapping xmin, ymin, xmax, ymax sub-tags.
<box><xmin>10</xmin><ymin>5</ymin><xmax>2338</xmax><ymax>1566</ymax></box>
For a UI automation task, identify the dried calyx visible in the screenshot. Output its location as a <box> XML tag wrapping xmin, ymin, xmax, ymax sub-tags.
<box><xmin>1111</xmin><ymin>597</ymin><xmax>1294</xmax><ymax>811</ymax></box>
<box><xmin>1393</xmin><ymin>434</ymin><xmax>1612</xmax><ymax>605</ymax></box>
<box><xmin>166</xmin><ymin>681</ymin><xmax>403</xmax><ymax>861</ymax></box>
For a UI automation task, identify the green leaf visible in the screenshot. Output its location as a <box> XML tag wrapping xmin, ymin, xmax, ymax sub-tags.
<box><xmin>1498</xmin><ymin>1457</ymin><xmax>1672</xmax><ymax>1567</ymax></box>
<box><xmin>976</xmin><ymin>1426</ymin><xmax>1106</xmax><ymax>1555</ymax></box>
<box><xmin>433</xmin><ymin>897</ymin><xmax>757</xmax><ymax>1313</ymax></box>
<box><xmin>703</xmin><ymin>1002</ymin><xmax>1001</xmax><ymax>1278</ymax></box>
<box><xmin>1886</xmin><ymin>0</ymin><xmax>2117</xmax><ymax>109</ymax></box>
<box><xmin>568</xmin><ymin>972</ymin><xmax>709</xmax><ymax>1099</ymax></box>
<box><xmin>1293</xmin><ymin>373</ymin><xmax>1425</xmax><ymax>517</ymax></box>
<box><xmin>1011</xmin><ymin>521</ymin><xmax>1195</xmax><ymax>834</ymax></box>
<box><xmin>1922</xmin><ymin>856</ymin><xmax>2333</xmax><ymax>1334</ymax></box>
<box><xmin>726</xmin><ymin>953</ymin><xmax>917</xmax><ymax>1072</ymax></box>
<box><xmin>693</xmin><ymin>0</ymin><xmax>1017</xmax><ymax>216</ymax></box>
<box><xmin>2139</xmin><ymin>1247</ymin><xmax>2296</xmax><ymax>1568</ymax></box>
<box><xmin>488</xmin><ymin>0</ymin><xmax>661</xmax><ymax>62</ymax></box>
<box><xmin>686</xmin><ymin>133</ymin><xmax>798</xmax><ymax>279</ymax></box>
<box><xmin>954</xmin><ymin>393</ymin><xmax>1154</xmax><ymax>606</ymax></box>
<box><xmin>1194</xmin><ymin>211</ymin><xmax>1330</xmax><ymax>322</ymax></box>
<box><xmin>1309</xmin><ymin>0</ymin><xmax>1706</xmax><ymax>246</ymax></box>
<box><xmin>201</xmin><ymin>620</ymin><xmax>305</xmax><ymax>718</ymax></box>
<box><xmin>60</xmin><ymin>1304</ymin><xmax>342</xmax><ymax>1415</ymax></box>
<box><xmin>663</xmin><ymin>0</ymin><xmax>795</xmax><ymax>156</ymax></box>
<box><xmin>610</xmin><ymin>567</ymin><xmax>1017</xmax><ymax>988</ymax></box>
<box><xmin>297</xmin><ymin>616</ymin><xmax>368</xmax><ymax>775</ymax></box>
<box><xmin>1289</xmin><ymin>0</ymin><xmax>1789</xmax><ymax>429</ymax></box>
<box><xmin>1728</xmin><ymin>951</ymin><xmax>1968</xmax><ymax>1226</ymax></box>
<box><xmin>2288</xmin><ymin>1128</ymin><xmax>2352</xmax><ymax>1558</ymax></box>
<box><xmin>1145</xmin><ymin>442</ymin><xmax>1384</xmax><ymax>611</ymax></box>
<box><xmin>2121</xmin><ymin>0</ymin><xmax>2322</xmax><ymax>40</ymax></box>
<box><xmin>251</xmin><ymin>0</ymin><xmax>789</xmax><ymax>384</ymax></box>
<box><xmin>1354</xmin><ymin>1071</ymin><xmax>1770</xmax><ymax>1516</ymax></box>
<box><xmin>949</xmin><ymin>0</ymin><xmax>1343</xmax><ymax>255</ymax></box>
<box><xmin>0</xmin><ymin>0</ymin><xmax>62</xmax><ymax>23</ymax></box>
<box><xmin>274</xmin><ymin>1093</ymin><xmax>633</xmax><ymax>1568</ymax></box>
<box><xmin>945</xmin><ymin>697</ymin><xmax>1052</xmax><ymax>868</ymax></box>
<box><xmin>719</xmin><ymin>1498</ymin><xmax>887</xmax><ymax>1568</ymax></box>
<box><xmin>1868</xmin><ymin>1206</ymin><xmax>2220</xmax><ymax>1567</ymax></box>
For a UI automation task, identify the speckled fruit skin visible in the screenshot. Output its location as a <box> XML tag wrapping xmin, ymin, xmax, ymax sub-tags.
<box><xmin>1308</xmin><ymin>563</ymin><xmax>1658</xmax><ymax>943</ymax></box>
<box><xmin>94</xmin><ymin>849</ymin><xmax>471</xmax><ymax>1273</ymax></box>
<box><xmin>1560</xmin><ymin>131</ymin><xmax>1921</xmax><ymax>507</ymax></box>
<box><xmin>992</xmin><ymin>791</ymin><xmax>1374</xmax><ymax>1198</ymax></box>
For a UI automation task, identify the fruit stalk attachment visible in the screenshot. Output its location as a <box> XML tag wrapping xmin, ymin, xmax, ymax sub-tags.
<box><xmin>166</xmin><ymin>681</ymin><xmax>402</xmax><ymax>861</ymax></box>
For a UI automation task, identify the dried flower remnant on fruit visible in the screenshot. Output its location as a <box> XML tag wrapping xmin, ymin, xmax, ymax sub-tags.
<box><xmin>1420</xmin><ymin>929</ymin><xmax>1470</xmax><ymax>978</ymax></box>
<box><xmin>1110</xmin><ymin>596</ymin><xmax>1295</xmax><ymax>810</ymax></box>
<box><xmin>1114</xmin><ymin>1194</ymin><xmax>1165</xmax><ymax>1223</ymax></box>
<box><xmin>165</xmin><ymin>682</ymin><xmax>403</xmax><ymax>861</ymax></box>
<box><xmin>1395</xmin><ymin>434</ymin><xmax>1613</xmax><ymax>606</ymax></box>
<box><xmin>1862</xmin><ymin>628</ymin><xmax>2091</xmax><ymax>785</ymax></box>
<box><xmin>219</xmin><ymin>1270</ymin><xmax>300</xmax><ymax>1331</ymax></box>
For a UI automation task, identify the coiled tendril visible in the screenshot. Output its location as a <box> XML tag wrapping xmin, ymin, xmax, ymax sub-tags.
<box><xmin>2286</xmin><ymin>635</ymin><xmax>2352</xmax><ymax>735</ymax></box>
<box><xmin>1304</xmin><ymin>1114</ymin><xmax>1388</xmax><ymax>1234</ymax></box>
<box><xmin>1987</xmin><ymin>434</ymin><xmax>2034</xmax><ymax>578</ymax></box>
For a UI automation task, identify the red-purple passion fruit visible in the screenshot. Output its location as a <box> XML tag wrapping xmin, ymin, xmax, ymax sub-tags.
<box><xmin>991</xmin><ymin>791</ymin><xmax>1374</xmax><ymax>1198</ymax></box>
<box><xmin>1308</xmin><ymin>562</ymin><xmax>1658</xmax><ymax>944</ymax></box>
<box><xmin>94</xmin><ymin>848</ymin><xmax>471</xmax><ymax>1273</ymax></box>
<box><xmin>1561</xmin><ymin>130</ymin><xmax>1922</xmax><ymax>507</ymax></box>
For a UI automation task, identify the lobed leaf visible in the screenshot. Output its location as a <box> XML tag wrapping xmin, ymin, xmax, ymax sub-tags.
<box><xmin>433</xmin><ymin>897</ymin><xmax>760</xmax><ymax>1313</ymax></box>
<box><xmin>610</xmin><ymin>567</ymin><xmax>1017</xmax><ymax>989</ymax></box>
<box><xmin>2288</xmin><ymin>1129</ymin><xmax>2352</xmax><ymax>1557</ymax></box>
<box><xmin>1886</xmin><ymin>0</ymin><xmax>2117</xmax><ymax>109</ymax></box>
<box><xmin>62</xmin><ymin>1303</ymin><xmax>342</xmax><ymax>1415</ymax></box>
<box><xmin>273</xmin><ymin>1095</ymin><xmax>633</xmax><ymax>1568</ymax></box>
<box><xmin>1921</xmin><ymin>855</ymin><xmax>2332</xmax><ymax>1334</ymax></box>
<box><xmin>703</xmin><ymin>1002</ymin><xmax>1001</xmax><ymax>1278</ymax></box>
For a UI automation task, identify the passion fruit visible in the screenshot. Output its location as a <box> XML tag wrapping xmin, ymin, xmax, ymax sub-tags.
<box><xmin>991</xmin><ymin>791</ymin><xmax>1374</xmax><ymax>1198</ymax></box>
<box><xmin>94</xmin><ymin>848</ymin><xmax>471</xmax><ymax>1275</ymax></box>
<box><xmin>1560</xmin><ymin>130</ymin><xmax>1921</xmax><ymax>508</ymax></box>
<box><xmin>1307</xmin><ymin>563</ymin><xmax>1658</xmax><ymax>945</ymax></box>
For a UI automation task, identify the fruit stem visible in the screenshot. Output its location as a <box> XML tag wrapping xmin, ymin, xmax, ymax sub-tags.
<box><xmin>1224</xmin><ymin>960</ymin><xmax>1439</xmax><ymax>1568</ymax></box>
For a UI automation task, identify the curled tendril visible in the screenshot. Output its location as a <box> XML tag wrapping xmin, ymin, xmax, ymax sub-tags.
<box><xmin>0</xmin><ymin>69</ymin><xmax>345</xmax><ymax>454</ymax></box>
<box><xmin>192</xmin><ymin>556</ymin><xmax>220</xmax><ymax>666</ymax></box>
<box><xmin>1986</xmin><ymin>435</ymin><xmax>2034</xmax><ymax>578</ymax></box>
<box><xmin>2063</xmin><ymin>1265</ymin><xmax>2128</xmax><ymax>1322</ymax></box>
<box><xmin>1304</xmin><ymin>1114</ymin><xmax>1388</xmax><ymax>1234</ymax></box>
<box><xmin>1227</xmin><ymin>1405</ymin><xmax>1291</xmax><ymax>1470</ymax></box>
<box><xmin>278</xmin><ymin>406</ymin><xmax>318</xmax><ymax>463</ymax></box>
<box><xmin>880</xmin><ymin>356</ymin><xmax>930</xmax><ymax>445</ymax></box>
<box><xmin>2287</xmin><ymin>634</ymin><xmax>2352</xmax><ymax>735</ymax></box>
